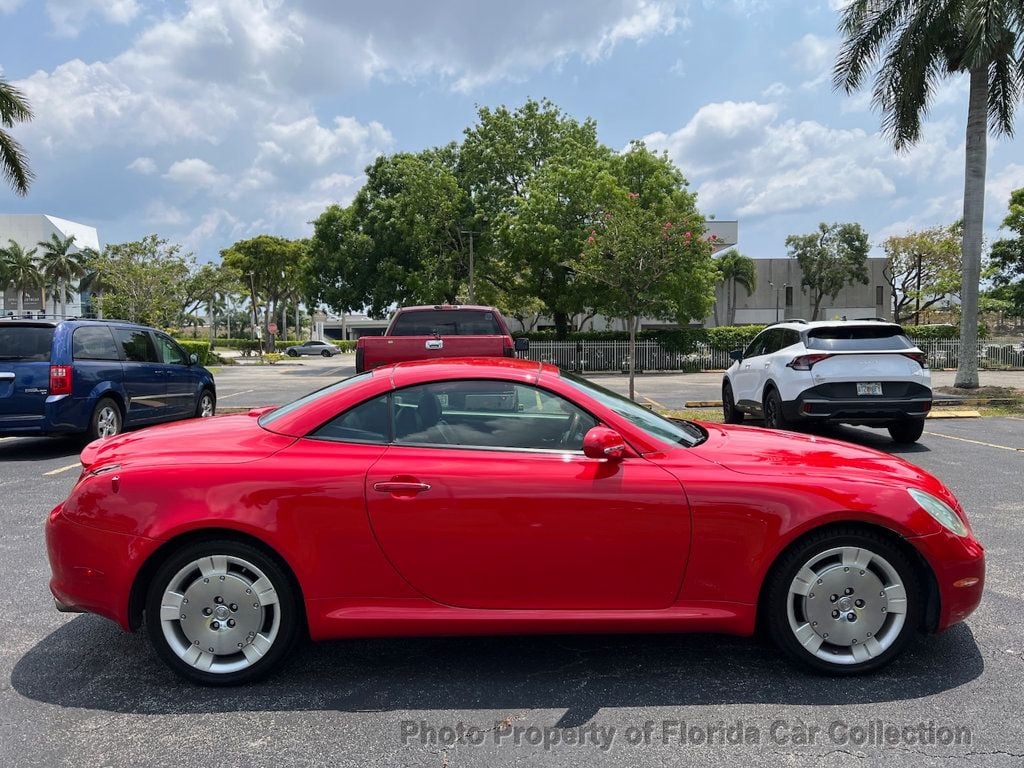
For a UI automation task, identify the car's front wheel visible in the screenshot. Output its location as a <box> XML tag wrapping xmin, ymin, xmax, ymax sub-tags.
<box><xmin>723</xmin><ymin>382</ymin><xmax>744</xmax><ymax>424</ymax></box>
<box><xmin>764</xmin><ymin>527</ymin><xmax>921</xmax><ymax>674</ymax></box>
<box><xmin>286</xmin><ymin>349</ymin><xmax>299</xmax><ymax>357</ymax></box>
<box><xmin>145</xmin><ymin>539</ymin><xmax>300</xmax><ymax>685</ymax></box>
<box><xmin>321</xmin><ymin>349</ymin><xmax>332</xmax><ymax>357</ymax></box>
<box><xmin>888</xmin><ymin>419</ymin><xmax>925</xmax><ymax>444</ymax></box>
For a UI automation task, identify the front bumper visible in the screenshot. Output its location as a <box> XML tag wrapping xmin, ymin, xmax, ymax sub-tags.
<box><xmin>911</xmin><ymin>529</ymin><xmax>985</xmax><ymax>632</ymax></box>
<box><xmin>45</xmin><ymin>503</ymin><xmax>160</xmax><ymax>630</ymax></box>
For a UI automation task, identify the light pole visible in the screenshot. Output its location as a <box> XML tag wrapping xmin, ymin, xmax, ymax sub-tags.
<box><xmin>460</xmin><ymin>229</ymin><xmax>479</xmax><ymax>303</ymax></box>
<box><xmin>769</xmin><ymin>281</ymin><xmax>788</xmax><ymax>323</ymax></box>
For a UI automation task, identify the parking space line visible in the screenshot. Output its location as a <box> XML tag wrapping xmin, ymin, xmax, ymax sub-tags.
<box><xmin>43</xmin><ymin>463</ymin><xmax>81</xmax><ymax>476</ymax></box>
<box><xmin>638</xmin><ymin>393</ymin><xmax>666</xmax><ymax>409</ymax></box>
<box><xmin>218</xmin><ymin>389</ymin><xmax>256</xmax><ymax>400</ymax></box>
<box><xmin>924</xmin><ymin>431</ymin><xmax>1024</xmax><ymax>453</ymax></box>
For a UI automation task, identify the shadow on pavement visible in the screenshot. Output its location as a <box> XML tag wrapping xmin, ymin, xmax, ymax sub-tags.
<box><xmin>12</xmin><ymin>615</ymin><xmax>982</xmax><ymax>725</ymax></box>
<box><xmin>0</xmin><ymin>436</ymin><xmax>82</xmax><ymax>462</ymax></box>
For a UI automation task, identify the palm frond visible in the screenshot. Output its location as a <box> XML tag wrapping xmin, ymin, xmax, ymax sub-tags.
<box><xmin>0</xmin><ymin>128</ymin><xmax>33</xmax><ymax>196</ymax></box>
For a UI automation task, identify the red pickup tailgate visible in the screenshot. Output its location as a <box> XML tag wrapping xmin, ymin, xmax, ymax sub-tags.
<box><xmin>360</xmin><ymin>335</ymin><xmax>509</xmax><ymax>369</ymax></box>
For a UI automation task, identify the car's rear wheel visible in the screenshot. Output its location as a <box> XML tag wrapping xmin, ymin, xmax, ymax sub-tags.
<box><xmin>763</xmin><ymin>387</ymin><xmax>789</xmax><ymax>430</ymax></box>
<box><xmin>88</xmin><ymin>397</ymin><xmax>122</xmax><ymax>441</ymax></box>
<box><xmin>765</xmin><ymin>528</ymin><xmax>921</xmax><ymax>674</ymax></box>
<box><xmin>723</xmin><ymin>382</ymin><xmax>744</xmax><ymax>424</ymax></box>
<box><xmin>145</xmin><ymin>539</ymin><xmax>299</xmax><ymax>685</ymax></box>
<box><xmin>196</xmin><ymin>389</ymin><xmax>216</xmax><ymax>418</ymax></box>
<box><xmin>321</xmin><ymin>349</ymin><xmax>332</xmax><ymax>357</ymax></box>
<box><xmin>888</xmin><ymin>419</ymin><xmax>925</xmax><ymax>444</ymax></box>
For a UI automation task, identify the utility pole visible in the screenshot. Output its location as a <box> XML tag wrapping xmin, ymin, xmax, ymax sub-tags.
<box><xmin>460</xmin><ymin>230</ymin><xmax>479</xmax><ymax>303</ymax></box>
<box><xmin>247</xmin><ymin>271</ymin><xmax>260</xmax><ymax>350</ymax></box>
<box><xmin>914</xmin><ymin>251</ymin><xmax>923</xmax><ymax>325</ymax></box>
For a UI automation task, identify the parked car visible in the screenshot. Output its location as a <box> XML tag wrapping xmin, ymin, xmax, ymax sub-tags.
<box><xmin>0</xmin><ymin>318</ymin><xmax>216</xmax><ymax>441</ymax></box>
<box><xmin>722</xmin><ymin>320</ymin><xmax>932</xmax><ymax>444</ymax></box>
<box><xmin>47</xmin><ymin>357</ymin><xmax>982</xmax><ymax>685</ymax></box>
<box><xmin>284</xmin><ymin>340</ymin><xmax>340</xmax><ymax>357</ymax></box>
<box><xmin>355</xmin><ymin>304</ymin><xmax>528</xmax><ymax>372</ymax></box>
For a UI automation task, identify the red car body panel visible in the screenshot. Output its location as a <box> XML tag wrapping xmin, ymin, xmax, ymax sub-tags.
<box><xmin>355</xmin><ymin>305</ymin><xmax>517</xmax><ymax>372</ymax></box>
<box><xmin>47</xmin><ymin>358</ymin><xmax>984</xmax><ymax>644</ymax></box>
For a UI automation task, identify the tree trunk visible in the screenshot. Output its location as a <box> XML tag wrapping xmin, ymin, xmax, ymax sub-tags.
<box><xmin>729</xmin><ymin>279</ymin><xmax>737</xmax><ymax>325</ymax></box>
<box><xmin>554</xmin><ymin>311</ymin><xmax>570</xmax><ymax>340</ymax></box>
<box><xmin>811</xmin><ymin>293</ymin><xmax>823</xmax><ymax>321</ymax></box>
<box><xmin>955</xmin><ymin>65</ymin><xmax>987</xmax><ymax>389</ymax></box>
<box><xmin>628</xmin><ymin>314</ymin><xmax>637</xmax><ymax>401</ymax></box>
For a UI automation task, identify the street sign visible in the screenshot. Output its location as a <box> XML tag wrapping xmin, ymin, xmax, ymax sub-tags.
<box><xmin>268</xmin><ymin>323</ymin><xmax>278</xmax><ymax>334</ymax></box>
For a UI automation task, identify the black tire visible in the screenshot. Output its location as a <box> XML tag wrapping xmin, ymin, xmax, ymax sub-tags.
<box><xmin>145</xmin><ymin>539</ymin><xmax>300</xmax><ymax>686</ymax></box>
<box><xmin>763</xmin><ymin>526</ymin><xmax>922</xmax><ymax>675</ymax></box>
<box><xmin>321</xmin><ymin>349</ymin><xmax>332</xmax><ymax>357</ymax></box>
<box><xmin>195</xmin><ymin>389</ymin><xmax>216</xmax><ymax>418</ymax></box>
<box><xmin>888</xmin><ymin>419</ymin><xmax>925</xmax><ymax>444</ymax></box>
<box><xmin>287</xmin><ymin>349</ymin><xmax>299</xmax><ymax>357</ymax></box>
<box><xmin>87</xmin><ymin>397</ymin><xmax>123</xmax><ymax>441</ymax></box>
<box><xmin>722</xmin><ymin>382</ymin><xmax>744</xmax><ymax>424</ymax></box>
<box><xmin>762</xmin><ymin>387</ymin><xmax>789</xmax><ymax>430</ymax></box>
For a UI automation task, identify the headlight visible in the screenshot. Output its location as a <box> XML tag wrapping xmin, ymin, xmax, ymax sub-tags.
<box><xmin>908</xmin><ymin>488</ymin><xmax>967</xmax><ymax>536</ymax></box>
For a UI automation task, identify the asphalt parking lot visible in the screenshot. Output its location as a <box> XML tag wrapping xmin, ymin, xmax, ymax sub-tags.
<box><xmin>1</xmin><ymin>366</ymin><xmax>1022</xmax><ymax>767</ymax></box>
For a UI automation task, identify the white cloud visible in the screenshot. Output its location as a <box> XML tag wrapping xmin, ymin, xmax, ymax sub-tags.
<box><xmin>164</xmin><ymin>158</ymin><xmax>230</xmax><ymax>191</ymax></box>
<box><xmin>46</xmin><ymin>0</ymin><xmax>140</xmax><ymax>36</ymax></box>
<box><xmin>126</xmin><ymin>156</ymin><xmax>157</xmax><ymax>175</ymax></box>
<box><xmin>762</xmin><ymin>82</ymin><xmax>789</xmax><ymax>98</ymax></box>
<box><xmin>261</xmin><ymin>117</ymin><xmax>392</xmax><ymax>168</ymax></box>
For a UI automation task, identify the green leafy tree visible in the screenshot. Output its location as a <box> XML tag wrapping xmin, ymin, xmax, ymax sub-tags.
<box><xmin>989</xmin><ymin>187</ymin><xmax>1024</xmax><ymax>320</ymax></box>
<box><xmin>181</xmin><ymin>262</ymin><xmax>243</xmax><ymax>342</ymax></box>
<box><xmin>221</xmin><ymin>235</ymin><xmax>307</xmax><ymax>349</ymax></box>
<box><xmin>834</xmin><ymin>1</ymin><xmax>1024</xmax><ymax>386</ymax></box>
<box><xmin>786</xmin><ymin>223</ymin><xmax>870</xmax><ymax>321</ymax></box>
<box><xmin>1</xmin><ymin>77</ymin><xmax>32</xmax><ymax>196</ymax></box>
<box><xmin>305</xmin><ymin>203</ymin><xmax>374</xmax><ymax>319</ymax></box>
<box><xmin>0</xmin><ymin>240</ymin><xmax>41</xmax><ymax>312</ymax></box>
<box><xmin>89</xmin><ymin>235</ymin><xmax>192</xmax><ymax>326</ymax></box>
<box><xmin>36</xmin><ymin>233</ymin><xmax>90</xmax><ymax>318</ymax></box>
<box><xmin>883</xmin><ymin>224</ymin><xmax>963</xmax><ymax>324</ymax></box>
<box><xmin>575</xmin><ymin>178</ymin><xmax>716</xmax><ymax>400</ymax></box>
<box><xmin>715</xmin><ymin>250</ymin><xmax>757</xmax><ymax>326</ymax></box>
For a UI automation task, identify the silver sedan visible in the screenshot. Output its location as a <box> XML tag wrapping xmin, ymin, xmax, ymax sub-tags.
<box><xmin>283</xmin><ymin>340</ymin><xmax>341</xmax><ymax>357</ymax></box>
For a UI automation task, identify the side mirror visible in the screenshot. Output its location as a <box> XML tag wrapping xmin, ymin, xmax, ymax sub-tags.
<box><xmin>189</xmin><ymin>353</ymin><xmax>199</xmax><ymax>365</ymax></box>
<box><xmin>582</xmin><ymin>426</ymin><xmax>627</xmax><ymax>460</ymax></box>
<box><xmin>514</xmin><ymin>337</ymin><xmax>530</xmax><ymax>352</ymax></box>
<box><xmin>729</xmin><ymin>349</ymin><xmax>743</xmax><ymax>361</ymax></box>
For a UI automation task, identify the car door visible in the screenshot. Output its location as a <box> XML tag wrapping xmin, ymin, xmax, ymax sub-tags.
<box><xmin>361</xmin><ymin>379</ymin><xmax>691</xmax><ymax>611</ymax></box>
<box><xmin>112</xmin><ymin>327</ymin><xmax>165</xmax><ymax>424</ymax></box>
<box><xmin>731</xmin><ymin>331</ymin><xmax>769</xmax><ymax>408</ymax></box>
<box><xmin>152</xmin><ymin>332</ymin><xmax>196</xmax><ymax>419</ymax></box>
<box><xmin>749</xmin><ymin>329</ymin><xmax>784</xmax><ymax>405</ymax></box>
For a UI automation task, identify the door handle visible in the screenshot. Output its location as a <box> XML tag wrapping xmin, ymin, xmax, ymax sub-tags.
<box><xmin>373</xmin><ymin>481</ymin><xmax>432</xmax><ymax>494</ymax></box>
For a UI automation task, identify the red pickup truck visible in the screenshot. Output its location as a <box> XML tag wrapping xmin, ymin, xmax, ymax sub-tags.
<box><xmin>355</xmin><ymin>305</ymin><xmax>529</xmax><ymax>373</ymax></box>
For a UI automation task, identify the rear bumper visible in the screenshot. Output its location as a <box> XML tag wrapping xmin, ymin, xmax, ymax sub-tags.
<box><xmin>0</xmin><ymin>395</ymin><xmax>91</xmax><ymax>436</ymax></box>
<box><xmin>783</xmin><ymin>383</ymin><xmax>932</xmax><ymax>424</ymax></box>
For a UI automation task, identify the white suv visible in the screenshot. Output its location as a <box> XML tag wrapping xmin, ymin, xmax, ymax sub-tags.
<box><xmin>722</xmin><ymin>321</ymin><xmax>932</xmax><ymax>444</ymax></box>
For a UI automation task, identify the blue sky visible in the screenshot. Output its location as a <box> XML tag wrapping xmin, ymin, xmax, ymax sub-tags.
<box><xmin>3</xmin><ymin>0</ymin><xmax>1024</xmax><ymax>263</ymax></box>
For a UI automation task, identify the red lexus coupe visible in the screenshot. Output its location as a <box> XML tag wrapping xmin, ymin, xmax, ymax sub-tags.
<box><xmin>46</xmin><ymin>358</ymin><xmax>984</xmax><ymax>684</ymax></box>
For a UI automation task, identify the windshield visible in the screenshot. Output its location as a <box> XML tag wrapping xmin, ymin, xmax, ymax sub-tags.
<box><xmin>0</xmin><ymin>325</ymin><xmax>54</xmax><ymax>361</ymax></box>
<box><xmin>560</xmin><ymin>371</ymin><xmax>704</xmax><ymax>448</ymax></box>
<box><xmin>806</xmin><ymin>325</ymin><xmax>913</xmax><ymax>351</ymax></box>
<box><xmin>258</xmin><ymin>372</ymin><xmax>373</xmax><ymax>427</ymax></box>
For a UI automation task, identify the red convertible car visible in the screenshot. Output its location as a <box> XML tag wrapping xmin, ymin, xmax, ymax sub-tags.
<box><xmin>46</xmin><ymin>358</ymin><xmax>984</xmax><ymax>684</ymax></box>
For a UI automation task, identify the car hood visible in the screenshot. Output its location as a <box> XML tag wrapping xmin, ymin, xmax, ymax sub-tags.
<box><xmin>81</xmin><ymin>412</ymin><xmax>296</xmax><ymax>470</ymax></box>
<box><xmin>691</xmin><ymin>422</ymin><xmax>936</xmax><ymax>485</ymax></box>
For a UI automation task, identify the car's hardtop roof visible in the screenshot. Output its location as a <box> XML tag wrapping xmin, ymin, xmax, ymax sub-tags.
<box><xmin>377</xmin><ymin>356</ymin><xmax>555</xmax><ymax>378</ymax></box>
<box><xmin>394</xmin><ymin>304</ymin><xmax>500</xmax><ymax>313</ymax></box>
<box><xmin>0</xmin><ymin>317</ymin><xmax>156</xmax><ymax>330</ymax></box>
<box><xmin>769</xmin><ymin>319</ymin><xmax>904</xmax><ymax>332</ymax></box>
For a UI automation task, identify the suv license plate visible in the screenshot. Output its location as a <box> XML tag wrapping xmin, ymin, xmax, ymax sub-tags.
<box><xmin>857</xmin><ymin>382</ymin><xmax>883</xmax><ymax>396</ymax></box>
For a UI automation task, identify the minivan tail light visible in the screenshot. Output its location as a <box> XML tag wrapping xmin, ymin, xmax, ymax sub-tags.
<box><xmin>902</xmin><ymin>352</ymin><xmax>929</xmax><ymax>368</ymax></box>
<box><xmin>786</xmin><ymin>354</ymin><xmax>832</xmax><ymax>371</ymax></box>
<box><xmin>49</xmin><ymin>365</ymin><xmax>73</xmax><ymax>395</ymax></box>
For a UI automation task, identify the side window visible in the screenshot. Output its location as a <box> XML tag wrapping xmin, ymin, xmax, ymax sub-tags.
<box><xmin>780</xmin><ymin>330</ymin><xmax>800</xmax><ymax>349</ymax></box>
<box><xmin>72</xmin><ymin>326</ymin><xmax>120</xmax><ymax>361</ymax></box>
<box><xmin>395</xmin><ymin>380</ymin><xmax>597</xmax><ymax>451</ymax></box>
<box><xmin>154</xmin><ymin>333</ymin><xmax>187</xmax><ymax>365</ymax></box>
<box><xmin>762</xmin><ymin>329</ymin><xmax>786</xmax><ymax>355</ymax></box>
<box><xmin>311</xmin><ymin>395</ymin><xmax>389</xmax><ymax>444</ymax></box>
<box><xmin>743</xmin><ymin>332</ymin><xmax>768</xmax><ymax>358</ymax></box>
<box><xmin>113</xmin><ymin>328</ymin><xmax>159</xmax><ymax>363</ymax></box>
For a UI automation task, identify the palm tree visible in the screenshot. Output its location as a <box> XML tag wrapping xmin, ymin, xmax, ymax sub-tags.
<box><xmin>834</xmin><ymin>1</ymin><xmax>1024</xmax><ymax>389</ymax></box>
<box><xmin>1</xmin><ymin>77</ymin><xmax>33</xmax><ymax>196</ymax></box>
<box><xmin>37</xmin><ymin>234</ymin><xmax>88</xmax><ymax>318</ymax></box>
<box><xmin>0</xmin><ymin>240</ymin><xmax>41</xmax><ymax>313</ymax></box>
<box><xmin>716</xmin><ymin>250</ymin><xmax>757</xmax><ymax>326</ymax></box>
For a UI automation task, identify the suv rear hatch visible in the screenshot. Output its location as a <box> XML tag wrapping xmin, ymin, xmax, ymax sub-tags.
<box><xmin>0</xmin><ymin>323</ymin><xmax>56</xmax><ymax>428</ymax></box>
<box><xmin>799</xmin><ymin>324</ymin><xmax>927</xmax><ymax>383</ymax></box>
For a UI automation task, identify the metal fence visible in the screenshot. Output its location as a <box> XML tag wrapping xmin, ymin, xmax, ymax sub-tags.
<box><xmin>522</xmin><ymin>339</ymin><xmax>1024</xmax><ymax>372</ymax></box>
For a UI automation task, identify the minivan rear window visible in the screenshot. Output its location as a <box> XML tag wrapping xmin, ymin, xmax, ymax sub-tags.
<box><xmin>389</xmin><ymin>310</ymin><xmax>502</xmax><ymax>336</ymax></box>
<box><xmin>806</xmin><ymin>325</ymin><xmax>913</xmax><ymax>351</ymax></box>
<box><xmin>0</xmin><ymin>325</ymin><xmax>54</xmax><ymax>362</ymax></box>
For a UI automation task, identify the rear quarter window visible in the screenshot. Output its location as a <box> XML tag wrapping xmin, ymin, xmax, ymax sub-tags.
<box><xmin>805</xmin><ymin>326</ymin><xmax>914</xmax><ymax>351</ymax></box>
<box><xmin>389</xmin><ymin>310</ymin><xmax>503</xmax><ymax>336</ymax></box>
<box><xmin>72</xmin><ymin>326</ymin><xmax>121</xmax><ymax>361</ymax></box>
<box><xmin>0</xmin><ymin>325</ymin><xmax>54</xmax><ymax>361</ymax></box>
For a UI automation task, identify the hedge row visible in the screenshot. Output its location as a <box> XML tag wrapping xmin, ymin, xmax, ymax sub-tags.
<box><xmin>174</xmin><ymin>339</ymin><xmax>213</xmax><ymax>366</ymax></box>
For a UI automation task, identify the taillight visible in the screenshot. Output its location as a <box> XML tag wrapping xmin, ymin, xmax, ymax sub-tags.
<box><xmin>786</xmin><ymin>354</ymin><xmax>832</xmax><ymax>370</ymax></box>
<box><xmin>49</xmin><ymin>365</ymin><xmax>73</xmax><ymax>395</ymax></box>
<box><xmin>902</xmin><ymin>352</ymin><xmax>929</xmax><ymax>368</ymax></box>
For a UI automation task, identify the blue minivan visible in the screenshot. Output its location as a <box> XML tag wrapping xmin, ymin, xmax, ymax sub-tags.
<box><xmin>0</xmin><ymin>318</ymin><xmax>216</xmax><ymax>441</ymax></box>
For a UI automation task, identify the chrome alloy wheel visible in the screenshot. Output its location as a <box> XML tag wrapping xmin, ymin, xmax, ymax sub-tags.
<box><xmin>159</xmin><ymin>555</ymin><xmax>281</xmax><ymax>674</ymax></box>
<box><xmin>198</xmin><ymin>392</ymin><xmax>215</xmax><ymax>417</ymax></box>
<box><xmin>96</xmin><ymin>404</ymin><xmax>120</xmax><ymax>438</ymax></box>
<box><xmin>786</xmin><ymin>546</ymin><xmax>907</xmax><ymax>666</ymax></box>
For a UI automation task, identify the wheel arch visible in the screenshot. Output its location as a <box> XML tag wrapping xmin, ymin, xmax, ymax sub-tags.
<box><xmin>128</xmin><ymin>527</ymin><xmax>308</xmax><ymax>634</ymax></box>
<box><xmin>754</xmin><ymin>520</ymin><xmax>940</xmax><ymax>636</ymax></box>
